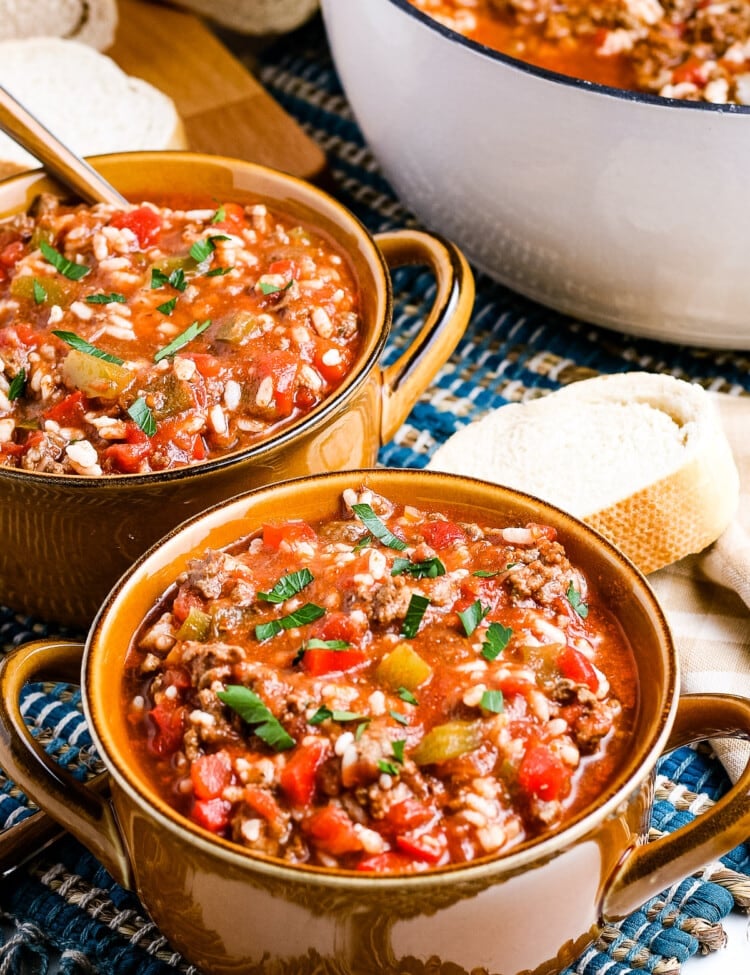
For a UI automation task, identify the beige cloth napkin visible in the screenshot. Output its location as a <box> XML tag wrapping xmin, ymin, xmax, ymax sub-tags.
<box><xmin>649</xmin><ymin>394</ymin><xmax>750</xmax><ymax>783</ymax></box>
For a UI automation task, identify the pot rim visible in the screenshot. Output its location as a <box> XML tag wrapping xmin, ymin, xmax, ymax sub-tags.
<box><xmin>82</xmin><ymin>468</ymin><xmax>678</xmax><ymax>889</ymax></box>
<box><xmin>383</xmin><ymin>0</ymin><xmax>750</xmax><ymax>116</ymax></box>
<box><xmin>0</xmin><ymin>150</ymin><xmax>393</xmax><ymax>488</ymax></box>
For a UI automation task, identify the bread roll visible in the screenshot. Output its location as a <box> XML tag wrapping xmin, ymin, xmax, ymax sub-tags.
<box><xmin>0</xmin><ymin>0</ymin><xmax>117</xmax><ymax>49</ymax></box>
<box><xmin>427</xmin><ymin>372</ymin><xmax>740</xmax><ymax>573</ymax></box>
<box><xmin>0</xmin><ymin>38</ymin><xmax>187</xmax><ymax>172</ymax></box>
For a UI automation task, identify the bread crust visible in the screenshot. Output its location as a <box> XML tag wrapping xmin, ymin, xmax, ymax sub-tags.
<box><xmin>427</xmin><ymin>372</ymin><xmax>740</xmax><ymax>574</ymax></box>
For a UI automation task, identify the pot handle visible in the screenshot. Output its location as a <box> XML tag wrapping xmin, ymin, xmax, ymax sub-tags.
<box><xmin>0</xmin><ymin>638</ymin><xmax>133</xmax><ymax>888</ymax></box>
<box><xmin>375</xmin><ymin>229</ymin><xmax>474</xmax><ymax>445</ymax></box>
<box><xmin>602</xmin><ymin>692</ymin><xmax>750</xmax><ymax>921</ymax></box>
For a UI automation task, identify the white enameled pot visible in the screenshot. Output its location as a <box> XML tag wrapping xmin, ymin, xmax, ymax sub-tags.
<box><xmin>321</xmin><ymin>0</ymin><xmax>750</xmax><ymax>348</ymax></box>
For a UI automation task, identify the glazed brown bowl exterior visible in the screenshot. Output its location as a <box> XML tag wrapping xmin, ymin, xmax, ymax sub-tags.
<box><xmin>0</xmin><ymin>151</ymin><xmax>474</xmax><ymax>627</ymax></box>
<box><xmin>2</xmin><ymin>469</ymin><xmax>750</xmax><ymax>975</ymax></box>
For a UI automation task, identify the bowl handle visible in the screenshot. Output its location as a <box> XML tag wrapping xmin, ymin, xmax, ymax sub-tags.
<box><xmin>375</xmin><ymin>229</ymin><xmax>475</xmax><ymax>445</ymax></box>
<box><xmin>0</xmin><ymin>638</ymin><xmax>133</xmax><ymax>888</ymax></box>
<box><xmin>601</xmin><ymin>692</ymin><xmax>750</xmax><ymax>921</ymax></box>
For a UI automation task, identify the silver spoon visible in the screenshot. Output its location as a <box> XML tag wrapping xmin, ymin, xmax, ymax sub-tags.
<box><xmin>0</xmin><ymin>83</ymin><xmax>128</xmax><ymax>206</ymax></box>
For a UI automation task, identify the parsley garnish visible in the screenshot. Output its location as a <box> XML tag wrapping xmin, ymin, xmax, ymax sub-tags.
<box><xmin>211</xmin><ymin>205</ymin><xmax>226</xmax><ymax>224</ymax></box>
<box><xmin>309</xmin><ymin>707</ymin><xmax>367</xmax><ymax>725</ymax></box>
<box><xmin>156</xmin><ymin>297</ymin><xmax>177</xmax><ymax>315</ymax></box>
<box><xmin>39</xmin><ymin>240</ymin><xmax>90</xmax><ymax>281</ymax></box>
<box><xmin>217</xmin><ymin>685</ymin><xmax>294</xmax><ymax>751</ymax></box>
<box><xmin>567</xmin><ymin>581</ymin><xmax>589</xmax><ymax>619</ymax></box>
<box><xmin>259</xmin><ymin>279</ymin><xmax>295</xmax><ymax>296</ymax></box>
<box><xmin>255</xmin><ymin>603</ymin><xmax>325</xmax><ymax>641</ymax></box>
<box><xmin>351</xmin><ymin>504</ymin><xmax>407</xmax><ymax>551</ymax></box>
<box><xmin>473</xmin><ymin>570</ymin><xmax>499</xmax><ymax>578</ymax></box>
<box><xmin>480</xmin><ymin>690</ymin><xmax>505</xmax><ymax>714</ymax></box>
<box><xmin>153</xmin><ymin>319</ymin><xmax>211</xmax><ymax>362</ymax></box>
<box><xmin>33</xmin><ymin>280</ymin><xmax>47</xmax><ymax>304</ymax></box>
<box><xmin>397</xmin><ymin>687</ymin><xmax>418</xmax><ymax>706</ymax></box>
<box><xmin>292</xmin><ymin>637</ymin><xmax>349</xmax><ymax>666</ymax></box>
<box><xmin>52</xmin><ymin>330</ymin><xmax>124</xmax><ymax>365</ymax></box>
<box><xmin>189</xmin><ymin>235</ymin><xmax>230</xmax><ymax>264</ymax></box>
<box><xmin>205</xmin><ymin>266</ymin><xmax>233</xmax><ymax>277</ymax></box>
<box><xmin>86</xmin><ymin>292</ymin><xmax>126</xmax><ymax>305</ymax></box>
<box><xmin>258</xmin><ymin>568</ymin><xmax>313</xmax><ymax>604</ymax></box>
<box><xmin>127</xmin><ymin>396</ymin><xmax>156</xmax><ymax>436</ymax></box>
<box><xmin>401</xmin><ymin>594</ymin><xmax>430</xmax><ymax>639</ymax></box>
<box><xmin>8</xmin><ymin>368</ymin><xmax>25</xmax><ymax>401</ymax></box>
<box><xmin>392</xmin><ymin>740</ymin><xmax>406</xmax><ymax>763</ymax></box>
<box><xmin>150</xmin><ymin>267</ymin><xmax>187</xmax><ymax>292</ymax></box>
<box><xmin>389</xmin><ymin>710</ymin><xmax>409</xmax><ymax>726</ymax></box>
<box><xmin>352</xmin><ymin>533</ymin><xmax>373</xmax><ymax>554</ymax></box>
<box><xmin>355</xmin><ymin>722</ymin><xmax>368</xmax><ymax>741</ymax></box>
<box><xmin>458</xmin><ymin>599</ymin><xmax>489</xmax><ymax>637</ymax></box>
<box><xmin>391</xmin><ymin>556</ymin><xmax>445</xmax><ymax>579</ymax></box>
<box><xmin>481</xmin><ymin>622</ymin><xmax>513</xmax><ymax>662</ymax></box>
<box><xmin>378</xmin><ymin>759</ymin><xmax>400</xmax><ymax>777</ymax></box>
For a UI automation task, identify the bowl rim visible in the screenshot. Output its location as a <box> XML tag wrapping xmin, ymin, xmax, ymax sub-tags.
<box><xmin>0</xmin><ymin>150</ymin><xmax>393</xmax><ymax>487</ymax></box>
<box><xmin>82</xmin><ymin>467</ymin><xmax>678</xmax><ymax>888</ymax></box>
<box><xmin>385</xmin><ymin>0</ymin><xmax>750</xmax><ymax>115</ymax></box>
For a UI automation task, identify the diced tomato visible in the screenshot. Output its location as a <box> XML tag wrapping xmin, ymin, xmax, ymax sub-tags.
<box><xmin>244</xmin><ymin>786</ymin><xmax>282</xmax><ymax>822</ymax></box>
<box><xmin>356</xmin><ymin>851</ymin><xmax>421</xmax><ymax>873</ymax></box>
<box><xmin>672</xmin><ymin>56</ymin><xmax>706</xmax><ymax>87</ymax></box>
<box><xmin>0</xmin><ymin>239</ymin><xmax>25</xmax><ymax>268</ymax></box>
<box><xmin>43</xmin><ymin>390</ymin><xmax>88</xmax><ymax>426</ymax></box>
<box><xmin>172</xmin><ymin>588</ymin><xmax>204</xmax><ymax>623</ymax></box>
<box><xmin>104</xmin><ymin>422</ymin><xmax>153</xmax><ymax>473</ymax></box>
<box><xmin>558</xmin><ymin>646</ymin><xmax>599</xmax><ymax>693</ymax></box>
<box><xmin>421</xmin><ymin>521</ymin><xmax>467</xmax><ymax>549</ymax></box>
<box><xmin>191</xmin><ymin>751</ymin><xmax>233</xmax><ymax>800</ymax></box>
<box><xmin>148</xmin><ymin>702</ymin><xmax>186</xmax><ymax>757</ymax></box>
<box><xmin>0</xmin><ymin>324</ymin><xmax>40</xmax><ymax>349</ymax></box>
<box><xmin>262</xmin><ymin>520</ymin><xmax>317</xmax><ymax>551</ymax></box>
<box><xmin>151</xmin><ymin>417</ymin><xmax>206</xmax><ymax>466</ymax></box>
<box><xmin>518</xmin><ymin>744</ymin><xmax>568</xmax><ymax>802</ymax></box>
<box><xmin>313</xmin><ymin>341</ymin><xmax>350</xmax><ymax>384</ymax></box>
<box><xmin>309</xmin><ymin>610</ymin><xmax>367</xmax><ymax>647</ymax></box>
<box><xmin>301</xmin><ymin>648</ymin><xmax>367</xmax><ymax>677</ymax></box>
<box><xmin>110</xmin><ymin>206</ymin><xmax>162</xmax><ymax>248</ymax></box>
<box><xmin>162</xmin><ymin>667</ymin><xmax>191</xmax><ymax>691</ymax></box>
<box><xmin>383</xmin><ymin>798</ymin><xmax>435</xmax><ymax>834</ymax></box>
<box><xmin>497</xmin><ymin>675</ymin><xmax>532</xmax><ymax>699</ymax></box>
<box><xmin>180</xmin><ymin>352</ymin><xmax>222</xmax><ymax>378</ymax></box>
<box><xmin>253</xmin><ymin>351</ymin><xmax>299</xmax><ymax>417</ymax></box>
<box><xmin>192</xmin><ymin>797</ymin><xmax>231</xmax><ymax>833</ymax></box>
<box><xmin>305</xmin><ymin>805</ymin><xmax>363</xmax><ymax>856</ymax></box>
<box><xmin>267</xmin><ymin>259</ymin><xmax>299</xmax><ymax>281</ymax></box>
<box><xmin>395</xmin><ymin>832</ymin><xmax>445</xmax><ymax>864</ymax></box>
<box><xmin>279</xmin><ymin>738</ymin><xmax>329</xmax><ymax>807</ymax></box>
<box><xmin>0</xmin><ymin>442</ymin><xmax>25</xmax><ymax>459</ymax></box>
<box><xmin>529</xmin><ymin>523</ymin><xmax>557</xmax><ymax>542</ymax></box>
<box><xmin>212</xmin><ymin>202</ymin><xmax>246</xmax><ymax>232</ymax></box>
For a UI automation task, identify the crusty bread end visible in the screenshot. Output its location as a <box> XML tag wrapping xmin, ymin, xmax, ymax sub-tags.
<box><xmin>427</xmin><ymin>372</ymin><xmax>740</xmax><ymax>574</ymax></box>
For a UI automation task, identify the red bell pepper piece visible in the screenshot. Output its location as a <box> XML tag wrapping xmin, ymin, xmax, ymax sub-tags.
<box><xmin>191</xmin><ymin>751</ymin><xmax>233</xmax><ymax>800</ymax></box>
<box><xmin>306</xmin><ymin>805</ymin><xmax>363</xmax><ymax>856</ymax></box>
<box><xmin>192</xmin><ymin>797</ymin><xmax>231</xmax><ymax>833</ymax></box>
<box><xmin>279</xmin><ymin>738</ymin><xmax>329</xmax><ymax>807</ymax></box>
<box><xmin>518</xmin><ymin>744</ymin><xmax>568</xmax><ymax>802</ymax></box>
<box><xmin>557</xmin><ymin>646</ymin><xmax>599</xmax><ymax>693</ymax></box>
<box><xmin>43</xmin><ymin>390</ymin><xmax>88</xmax><ymax>426</ymax></box>
<box><xmin>300</xmin><ymin>648</ymin><xmax>367</xmax><ymax>677</ymax></box>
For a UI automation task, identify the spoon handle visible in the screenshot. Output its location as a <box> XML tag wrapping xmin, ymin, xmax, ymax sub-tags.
<box><xmin>0</xmin><ymin>85</ymin><xmax>128</xmax><ymax>207</ymax></box>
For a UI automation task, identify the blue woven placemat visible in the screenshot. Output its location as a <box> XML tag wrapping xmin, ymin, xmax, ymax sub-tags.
<box><xmin>2</xmin><ymin>13</ymin><xmax>750</xmax><ymax>974</ymax></box>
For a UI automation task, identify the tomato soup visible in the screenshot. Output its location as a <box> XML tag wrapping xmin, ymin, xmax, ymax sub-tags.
<box><xmin>123</xmin><ymin>488</ymin><xmax>638</xmax><ymax>872</ymax></box>
<box><xmin>0</xmin><ymin>196</ymin><xmax>360</xmax><ymax>475</ymax></box>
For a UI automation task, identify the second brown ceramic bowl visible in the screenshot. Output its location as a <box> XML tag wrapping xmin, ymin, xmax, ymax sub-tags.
<box><xmin>1</xmin><ymin>470</ymin><xmax>750</xmax><ymax>975</ymax></box>
<box><xmin>0</xmin><ymin>151</ymin><xmax>474</xmax><ymax>626</ymax></box>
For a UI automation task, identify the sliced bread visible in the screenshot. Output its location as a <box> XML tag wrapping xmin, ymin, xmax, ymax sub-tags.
<box><xmin>0</xmin><ymin>37</ymin><xmax>187</xmax><ymax>172</ymax></box>
<box><xmin>172</xmin><ymin>0</ymin><xmax>320</xmax><ymax>35</ymax></box>
<box><xmin>0</xmin><ymin>0</ymin><xmax>117</xmax><ymax>49</ymax></box>
<box><xmin>427</xmin><ymin>372</ymin><xmax>740</xmax><ymax>574</ymax></box>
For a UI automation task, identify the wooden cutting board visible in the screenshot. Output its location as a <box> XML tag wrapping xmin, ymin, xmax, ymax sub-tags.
<box><xmin>109</xmin><ymin>0</ymin><xmax>327</xmax><ymax>181</ymax></box>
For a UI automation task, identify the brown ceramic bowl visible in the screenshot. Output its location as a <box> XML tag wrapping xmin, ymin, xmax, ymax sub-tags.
<box><xmin>0</xmin><ymin>151</ymin><xmax>474</xmax><ymax>627</ymax></box>
<box><xmin>1</xmin><ymin>469</ymin><xmax>750</xmax><ymax>975</ymax></box>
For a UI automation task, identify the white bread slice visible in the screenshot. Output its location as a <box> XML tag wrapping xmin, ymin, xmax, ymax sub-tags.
<box><xmin>427</xmin><ymin>372</ymin><xmax>740</xmax><ymax>574</ymax></box>
<box><xmin>0</xmin><ymin>38</ymin><xmax>187</xmax><ymax>172</ymax></box>
<box><xmin>0</xmin><ymin>0</ymin><xmax>117</xmax><ymax>50</ymax></box>
<box><xmin>173</xmin><ymin>0</ymin><xmax>319</xmax><ymax>35</ymax></box>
